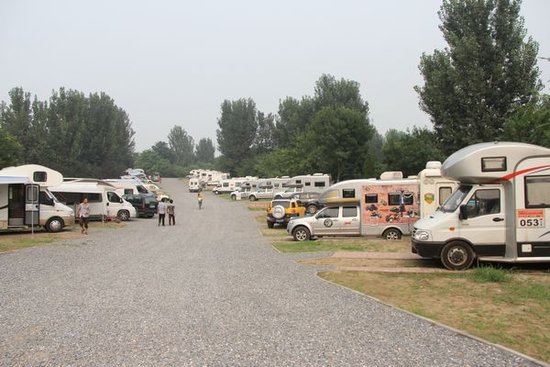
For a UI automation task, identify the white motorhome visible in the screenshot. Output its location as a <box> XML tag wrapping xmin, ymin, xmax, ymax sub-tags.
<box><xmin>188</xmin><ymin>177</ymin><xmax>202</xmax><ymax>193</ymax></box>
<box><xmin>412</xmin><ymin>142</ymin><xmax>550</xmax><ymax>270</ymax></box>
<box><xmin>213</xmin><ymin>177</ymin><xmax>257</xmax><ymax>195</ymax></box>
<box><xmin>103</xmin><ymin>179</ymin><xmax>152</xmax><ymax>196</ymax></box>
<box><xmin>287</xmin><ymin>162</ymin><xmax>457</xmax><ymax>241</ymax></box>
<box><xmin>50</xmin><ymin>181</ymin><xmax>136</xmax><ymax>221</ymax></box>
<box><xmin>273</xmin><ymin>173</ymin><xmax>331</xmax><ymax>199</ymax></box>
<box><xmin>0</xmin><ymin>165</ymin><xmax>75</xmax><ymax>232</ymax></box>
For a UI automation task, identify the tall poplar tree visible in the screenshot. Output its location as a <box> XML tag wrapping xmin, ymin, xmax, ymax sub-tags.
<box><xmin>415</xmin><ymin>0</ymin><xmax>542</xmax><ymax>154</ymax></box>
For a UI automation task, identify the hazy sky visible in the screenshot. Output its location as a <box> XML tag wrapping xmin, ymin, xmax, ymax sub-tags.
<box><xmin>1</xmin><ymin>0</ymin><xmax>549</xmax><ymax>152</ymax></box>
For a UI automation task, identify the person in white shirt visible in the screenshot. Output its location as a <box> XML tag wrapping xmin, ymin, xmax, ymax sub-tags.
<box><xmin>157</xmin><ymin>198</ymin><xmax>167</xmax><ymax>226</ymax></box>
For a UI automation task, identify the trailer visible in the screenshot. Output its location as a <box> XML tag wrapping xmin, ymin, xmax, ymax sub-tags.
<box><xmin>412</xmin><ymin>142</ymin><xmax>550</xmax><ymax>270</ymax></box>
<box><xmin>287</xmin><ymin>162</ymin><xmax>456</xmax><ymax>241</ymax></box>
<box><xmin>0</xmin><ymin>165</ymin><xmax>75</xmax><ymax>232</ymax></box>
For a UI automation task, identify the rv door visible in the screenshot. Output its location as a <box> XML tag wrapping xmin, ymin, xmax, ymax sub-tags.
<box><xmin>25</xmin><ymin>184</ymin><xmax>40</xmax><ymax>226</ymax></box>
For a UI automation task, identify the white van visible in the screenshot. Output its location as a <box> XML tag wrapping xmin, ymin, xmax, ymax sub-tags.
<box><xmin>103</xmin><ymin>179</ymin><xmax>152</xmax><ymax>196</ymax></box>
<box><xmin>412</xmin><ymin>142</ymin><xmax>550</xmax><ymax>270</ymax></box>
<box><xmin>50</xmin><ymin>181</ymin><xmax>136</xmax><ymax>221</ymax></box>
<box><xmin>287</xmin><ymin>162</ymin><xmax>457</xmax><ymax>241</ymax></box>
<box><xmin>0</xmin><ymin>164</ymin><xmax>75</xmax><ymax>232</ymax></box>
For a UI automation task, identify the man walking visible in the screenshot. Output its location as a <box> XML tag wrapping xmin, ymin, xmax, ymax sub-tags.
<box><xmin>158</xmin><ymin>198</ymin><xmax>167</xmax><ymax>226</ymax></box>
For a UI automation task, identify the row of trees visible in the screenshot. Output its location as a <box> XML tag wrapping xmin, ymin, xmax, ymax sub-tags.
<box><xmin>2</xmin><ymin>0</ymin><xmax>548</xmax><ymax>181</ymax></box>
<box><xmin>0</xmin><ymin>88</ymin><xmax>135</xmax><ymax>177</ymax></box>
<box><xmin>214</xmin><ymin>0</ymin><xmax>549</xmax><ymax>179</ymax></box>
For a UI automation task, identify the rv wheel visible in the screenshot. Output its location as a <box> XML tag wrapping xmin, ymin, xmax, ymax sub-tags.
<box><xmin>249</xmin><ymin>195</ymin><xmax>257</xmax><ymax>201</ymax></box>
<box><xmin>231</xmin><ymin>194</ymin><xmax>236</xmax><ymax>201</ymax></box>
<box><xmin>46</xmin><ymin>217</ymin><xmax>64</xmax><ymax>233</ymax></box>
<box><xmin>293</xmin><ymin>226</ymin><xmax>311</xmax><ymax>241</ymax></box>
<box><xmin>383</xmin><ymin>228</ymin><xmax>401</xmax><ymax>240</ymax></box>
<box><xmin>117</xmin><ymin>210</ymin><xmax>130</xmax><ymax>221</ymax></box>
<box><xmin>440</xmin><ymin>241</ymin><xmax>475</xmax><ymax>270</ymax></box>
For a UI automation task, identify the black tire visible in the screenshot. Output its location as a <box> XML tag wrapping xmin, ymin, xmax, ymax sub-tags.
<box><xmin>231</xmin><ymin>194</ymin><xmax>236</xmax><ymax>201</ymax></box>
<box><xmin>293</xmin><ymin>226</ymin><xmax>311</xmax><ymax>241</ymax></box>
<box><xmin>274</xmin><ymin>195</ymin><xmax>283</xmax><ymax>199</ymax></box>
<box><xmin>306</xmin><ymin>204</ymin><xmax>318</xmax><ymax>214</ymax></box>
<box><xmin>440</xmin><ymin>241</ymin><xmax>475</xmax><ymax>270</ymax></box>
<box><xmin>249</xmin><ymin>195</ymin><xmax>257</xmax><ymax>201</ymax></box>
<box><xmin>267</xmin><ymin>221</ymin><xmax>274</xmax><ymax>228</ymax></box>
<box><xmin>117</xmin><ymin>210</ymin><xmax>130</xmax><ymax>221</ymax></box>
<box><xmin>45</xmin><ymin>217</ymin><xmax>64</xmax><ymax>232</ymax></box>
<box><xmin>382</xmin><ymin>228</ymin><xmax>401</xmax><ymax>240</ymax></box>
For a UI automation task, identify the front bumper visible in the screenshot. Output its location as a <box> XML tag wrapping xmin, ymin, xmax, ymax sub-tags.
<box><xmin>411</xmin><ymin>239</ymin><xmax>445</xmax><ymax>258</ymax></box>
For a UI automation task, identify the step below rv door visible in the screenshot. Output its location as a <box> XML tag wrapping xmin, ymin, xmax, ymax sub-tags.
<box><xmin>25</xmin><ymin>184</ymin><xmax>40</xmax><ymax>226</ymax></box>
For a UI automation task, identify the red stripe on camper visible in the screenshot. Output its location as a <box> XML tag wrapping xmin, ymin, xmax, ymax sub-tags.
<box><xmin>497</xmin><ymin>164</ymin><xmax>550</xmax><ymax>182</ymax></box>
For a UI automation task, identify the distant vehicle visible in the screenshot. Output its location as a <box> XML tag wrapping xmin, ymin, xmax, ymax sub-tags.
<box><xmin>50</xmin><ymin>181</ymin><xmax>137</xmax><ymax>221</ymax></box>
<box><xmin>272</xmin><ymin>185</ymin><xmax>304</xmax><ymax>199</ymax></box>
<box><xmin>247</xmin><ymin>187</ymin><xmax>275</xmax><ymax>201</ymax></box>
<box><xmin>189</xmin><ymin>178</ymin><xmax>202</xmax><ymax>193</ymax></box>
<box><xmin>266</xmin><ymin>199</ymin><xmax>306</xmax><ymax>228</ymax></box>
<box><xmin>290</xmin><ymin>192</ymin><xmax>323</xmax><ymax>214</ymax></box>
<box><xmin>122</xmin><ymin>194</ymin><xmax>158</xmax><ymax>218</ymax></box>
<box><xmin>213</xmin><ymin>177</ymin><xmax>257</xmax><ymax>195</ymax></box>
<box><xmin>103</xmin><ymin>179</ymin><xmax>152</xmax><ymax>197</ymax></box>
<box><xmin>0</xmin><ymin>164</ymin><xmax>75</xmax><ymax>232</ymax></box>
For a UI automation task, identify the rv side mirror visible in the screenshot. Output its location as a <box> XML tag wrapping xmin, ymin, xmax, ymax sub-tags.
<box><xmin>120</xmin><ymin>198</ymin><xmax>123</xmax><ymax>203</ymax></box>
<box><xmin>459</xmin><ymin>205</ymin><xmax>468</xmax><ymax>220</ymax></box>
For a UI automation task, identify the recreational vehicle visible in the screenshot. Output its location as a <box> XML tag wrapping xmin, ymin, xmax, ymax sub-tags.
<box><xmin>188</xmin><ymin>177</ymin><xmax>202</xmax><ymax>193</ymax></box>
<box><xmin>412</xmin><ymin>142</ymin><xmax>550</xmax><ymax>270</ymax></box>
<box><xmin>0</xmin><ymin>164</ymin><xmax>75</xmax><ymax>232</ymax></box>
<box><xmin>287</xmin><ymin>162</ymin><xmax>456</xmax><ymax>241</ymax></box>
<box><xmin>273</xmin><ymin>173</ymin><xmax>331</xmax><ymax>198</ymax></box>
<box><xmin>213</xmin><ymin>177</ymin><xmax>257</xmax><ymax>195</ymax></box>
<box><xmin>103</xmin><ymin>179</ymin><xmax>152</xmax><ymax>196</ymax></box>
<box><xmin>50</xmin><ymin>181</ymin><xmax>136</xmax><ymax>221</ymax></box>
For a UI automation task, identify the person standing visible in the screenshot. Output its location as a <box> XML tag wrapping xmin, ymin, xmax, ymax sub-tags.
<box><xmin>77</xmin><ymin>197</ymin><xmax>91</xmax><ymax>235</ymax></box>
<box><xmin>197</xmin><ymin>191</ymin><xmax>203</xmax><ymax>210</ymax></box>
<box><xmin>157</xmin><ymin>198</ymin><xmax>167</xmax><ymax>226</ymax></box>
<box><xmin>167</xmin><ymin>199</ymin><xmax>175</xmax><ymax>225</ymax></box>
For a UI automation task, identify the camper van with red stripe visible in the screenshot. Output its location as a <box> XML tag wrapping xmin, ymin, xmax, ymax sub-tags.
<box><xmin>412</xmin><ymin>142</ymin><xmax>550</xmax><ymax>270</ymax></box>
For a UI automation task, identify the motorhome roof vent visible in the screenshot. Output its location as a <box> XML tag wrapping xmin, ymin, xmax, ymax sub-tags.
<box><xmin>425</xmin><ymin>161</ymin><xmax>442</xmax><ymax>169</ymax></box>
<box><xmin>380</xmin><ymin>171</ymin><xmax>403</xmax><ymax>180</ymax></box>
<box><xmin>313</xmin><ymin>173</ymin><xmax>324</xmax><ymax>176</ymax></box>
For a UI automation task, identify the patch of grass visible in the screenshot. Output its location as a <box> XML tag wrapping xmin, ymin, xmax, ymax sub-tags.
<box><xmin>470</xmin><ymin>266</ymin><xmax>511</xmax><ymax>283</ymax></box>
<box><xmin>272</xmin><ymin>238</ymin><xmax>410</xmax><ymax>253</ymax></box>
<box><xmin>248</xmin><ymin>206</ymin><xmax>267</xmax><ymax>211</ymax></box>
<box><xmin>319</xmin><ymin>270</ymin><xmax>550</xmax><ymax>362</ymax></box>
<box><xmin>0</xmin><ymin>229</ymin><xmax>82</xmax><ymax>253</ymax></box>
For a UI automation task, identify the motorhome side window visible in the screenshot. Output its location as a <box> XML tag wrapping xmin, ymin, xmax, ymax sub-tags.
<box><xmin>525</xmin><ymin>176</ymin><xmax>550</xmax><ymax>208</ymax></box>
<box><xmin>464</xmin><ymin>189</ymin><xmax>500</xmax><ymax>217</ymax></box>
<box><xmin>388</xmin><ymin>192</ymin><xmax>414</xmax><ymax>206</ymax></box>
<box><xmin>439</xmin><ymin>187</ymin><xmax>453</xmax><ymax>205</ymax></box>
<box><xmin>342</xmin><ymin>189</ymin><xmax>355</xmax><ymax>199</ymax></box>
<box><xmin>314</xmin><ymin>181</ymin><xmax>325</xmax><ymax>187</ymax></box>
<box><xmin>39</xmin><ymin>191</ymin><xmax>53</xmax><ymax>206</ymax></box>
<box><xmin>365</xmin><ymin>194</ymin><xmax>377</xmax><ymax>204</ymax></box>
<box><xmin>481</xmin><ymin>157</ymin><xmax>506</xmax><ymax>172</ymax></box>
<box><xmin>33</xmin><ymin>171</ymin><xmax>47</xmax><ymax>182</ymax></box>
<box><xmin>26</xmin><ymin>186</ymin><xmax>39</xmax><ymax>202</ymax></box>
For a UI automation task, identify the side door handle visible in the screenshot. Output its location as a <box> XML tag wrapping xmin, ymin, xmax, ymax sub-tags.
<box><xmin>493</xmin><ymin>217</ymin><xmax>504</xmax><ymax>222</ymax></box>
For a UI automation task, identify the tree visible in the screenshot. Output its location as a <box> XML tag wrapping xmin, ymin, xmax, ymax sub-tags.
<box><xmin>501</xmin><ymin>95</ymin><xmax>550</xmax><ymax>147</ymax></box>
<box><xmin>216</xmin><ymin>98</ymin><xmax>257</xmax><ymax>175</ymax></box>
<box><xmin>195</xmin><ymin>138</ymin><xmax>216</xmax><ymax>163</ymax></box>
<box><xmin>0</xmin><ymin>124</ymin><xmax>23</xmax><ymax>168</ymax></box>
<box><xmin>304</xmin><ymin>107</ymin><xmax>373</xmax><ymax>182</ymax></box>
<box><xmin>168</xmin><ymin>125</ymin><xmax>195</xmax><ymax>166</ymax></box>
<box><xmin>313</xmin><ymin>74</ymin><xmax>369</xmax><ymax>115</ymax></box>
<box><xmin>275</xmin><ymin>96</ymin><xmax>315</xmax><ymax>148</ymax></box>
<box><xmin>151</xmin><ymin>141</ymin><xmax>175</xmax><ymax>164</ymax></box>
<box><xmin>415</xmin><ymin>0</ymin><xmax>542</xmax><ymax>155</ymax></box>
<box><xmin>382</xmin><ymin>127</ymin><xmax>446</xmax><ymax>176</ymax></box>
<box><xmin>253</xmin><ymin>112</ymin><xmax>276</xmax><ymax>154</ymax></box>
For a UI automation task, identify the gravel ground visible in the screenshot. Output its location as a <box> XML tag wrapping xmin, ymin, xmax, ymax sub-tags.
<box><xmin>0</xmin><ymin>178</ymin><xmax>545</xmax><ymax>366</ymax></box>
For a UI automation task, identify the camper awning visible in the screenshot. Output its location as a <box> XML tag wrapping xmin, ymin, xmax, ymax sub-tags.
<box><xmin>0</xmin><ymin>176</ymin><xmax>31</xmax><ymax>185</ymax></box>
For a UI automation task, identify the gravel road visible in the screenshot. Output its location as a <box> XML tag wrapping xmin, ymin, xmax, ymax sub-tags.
<box><xmin>0</xmin><ymin>178</ymin><xmax>545</xmax><ymax>366</ymax></box>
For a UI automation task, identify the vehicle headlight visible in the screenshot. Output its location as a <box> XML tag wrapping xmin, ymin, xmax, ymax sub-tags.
<box><xmin>413</xmin><ymin>229</ymin><xmax>430</xmax><ymax>241</ymax></box>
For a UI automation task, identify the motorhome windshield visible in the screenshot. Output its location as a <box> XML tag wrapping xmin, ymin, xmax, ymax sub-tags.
<box><xmin>440</xmin><ymin>185</ymin><xmax>472</xmax><ymax>213</ymax></box>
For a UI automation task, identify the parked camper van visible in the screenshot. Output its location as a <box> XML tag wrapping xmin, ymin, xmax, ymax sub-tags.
<box><xmin>103</xmin><ymin>179</ymin><xmax>151</xmax><ymax>196</ymax></box>
<box><xmin>273</xmin><ymin>174</ymin><xmax>331</xmax><ymax>199</ymax></box>
<box><xmin>189</xmin><ymin>178</ymin><xmax>201</xmax><ymax>193</ymax></box>
<box><xmin>412</xmin><ymin>142</ymin><xmax>550</xmax><ymax>270</ymax></box>
<box><xmin>0</xmin><ymin>165</ymin><xmax>75</xmax><ymax>232</ymax></box>
<box><xmin>50</xmin><ymin>181</ymin><xmax>136</xmax><ymax>221</ymax></box>
<box><xmin>213</xmin><ymin>177</ymin><xmax>257</xmax><ymax>195</ymax></box>
<box><xmin>287</xmin><ymin>162</ymin><xmax>457</xmax><ymax>241</ymax></box>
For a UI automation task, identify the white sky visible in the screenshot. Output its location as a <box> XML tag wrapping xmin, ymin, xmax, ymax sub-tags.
<box><xmin>1</xmin><ymin>0</ymin><xmax>549</xmax><ymax>152</ymax></box>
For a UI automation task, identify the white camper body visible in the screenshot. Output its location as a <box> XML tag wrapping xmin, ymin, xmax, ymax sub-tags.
<box><xmin>188</xmin><ymin>177</ymin><xmax>202</xmax><ymax>192</ymax></box>
<box><xmin>0</xmin><ymin>165</ymin><xmax>75</xmax><ymax>232</ymax></box>
<box><xmin>273</xmin><ymin>173</ymin><xmax>331</xmax><ymax>199</ymax></box>
<box><xmin>287</xmin><ymin>162</ymin><xmax>456</xmax><ymax>241</ymax></box>
<box><xmin>412</xmin><ymin>142</ymin><xmax>550</xmax><ymax>270</ymax></box>
<box><xmin>213</xmin><ymin>177</ymin><xmax>258</xmax><ymax>194</ymax></box>
<box><xmin>103</xmin><ymin>179</ymin><xmax>152</xmax><ymax>196</ymax></box>
<box><xmin>50</xmin><ymin>181</ymin><xmax>136</xmax><ymax>221</ymax></box>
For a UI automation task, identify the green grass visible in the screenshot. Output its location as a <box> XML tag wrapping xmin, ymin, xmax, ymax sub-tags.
<box><xmin>470</xmin><ymin>266</ymin><xmax>511</xmax><ymax>283</ymax></box>
<box><xmin>273</xmin><ymin>240</ymin><xmax>368</xmax><ymax>253</ymax></box>
<box><xmin>0</xmin><ymin>234</ymin><xmax>56</xmax><ymax>252</ymax></box>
